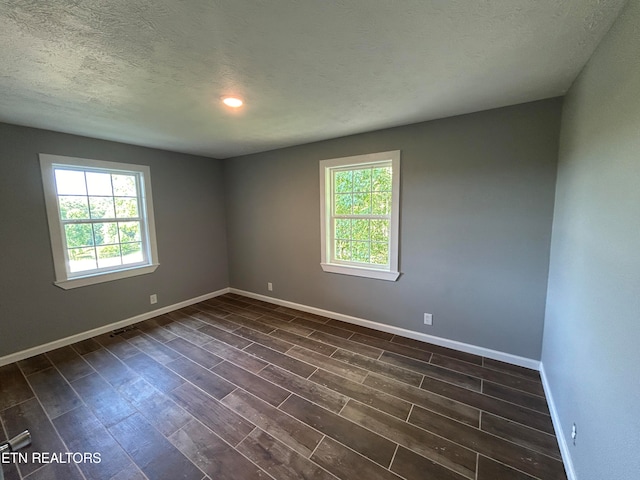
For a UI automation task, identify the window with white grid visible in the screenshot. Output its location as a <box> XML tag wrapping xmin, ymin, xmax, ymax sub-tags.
<box><xmin>40</xmin><ymin>154</ymin><xmax>159</xmax><ymax>289</ymax></box>
<box><xmin>320</xmin><ymin>151</ymin><xmax>400</xmax><ymax>281</ymax></box>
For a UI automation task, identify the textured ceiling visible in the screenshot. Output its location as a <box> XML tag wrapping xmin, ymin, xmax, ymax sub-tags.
<box><xmin>0</xmin><ymin>0</ymin><xmax>627</xmax><ymax>159</ymax></box>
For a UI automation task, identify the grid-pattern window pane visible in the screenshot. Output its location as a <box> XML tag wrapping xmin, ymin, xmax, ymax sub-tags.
<box><xmin>320</xmin><ymin>151</ymin><xmax>399</xmax><ymax>281</ymax></box>
<box><xmin>40</xmin><ymin>154</ymin><xmax>159</xmax><ymax>290</ymax></box>
<box><xmin>54</xmin><ymin>167</ymin><xmax>147</xmax><ymax>274</ymax></box>
<box><xmin>330</xmin><ymin>163</ymin><xmax>392</xmax><ymax>267</ymax></box>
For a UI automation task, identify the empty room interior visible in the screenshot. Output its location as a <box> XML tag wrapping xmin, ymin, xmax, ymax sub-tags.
<box><xmin>0</xmin><ymin>2</ymin><xmax>638</xmax><ymax>480</ymax></box>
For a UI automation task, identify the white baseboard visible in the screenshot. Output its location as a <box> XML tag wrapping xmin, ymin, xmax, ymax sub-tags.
<box><xmin>0</xmin><ymin>287</ymin><xmax>230</xmax><ymax>367</ymax></box>
<box><xmin>230</xmin><ymin>288</ymin><xmax>540</xmax><ymax>371</ymax></box>
<box><xmin>540</xmin><ymin>362</ymin><xmax>577</xmax><ymax>480</ymax></box>
<box><xmin>2</xmin><ymin>286</ymin><xmax>540</xmax><ymax>373</ymax></box>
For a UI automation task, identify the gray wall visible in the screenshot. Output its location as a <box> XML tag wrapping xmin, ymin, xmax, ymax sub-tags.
<box><xmin>542</xmin><ymin>0</ymin><xmax>640</xmax><ymax>478</ymax></box>
<box><xmin>0</xmin><ymin>123</ymin><xmax>229</xmax><ymax>358</ymax></box>
<box><xmin>225</xmin><ymin>99</ymin><xmax>561</xmax><ymax>360</ymax></box>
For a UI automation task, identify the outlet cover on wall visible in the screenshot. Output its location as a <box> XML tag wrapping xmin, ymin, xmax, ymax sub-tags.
<box><xmin>267</xmin><ymin>282</ymin><xmax>273</xmax><ymax>291</ymax></box>
<box><xmin>150</xmin><ymin>294</ymin><xmax>158</xmax><ymax>304</ymax></box>
<box><xmin>424</xmin><ymin>313</ymin><xmax>433</xmax><ymax>325</ymax></box>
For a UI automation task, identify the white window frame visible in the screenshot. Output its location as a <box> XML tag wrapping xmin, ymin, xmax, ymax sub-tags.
<box><xmin>320</xmin><ymin>150</ymin><xmax>400</xmax><ymax>281</ymax></box>
<box><xmin>39</xmin><ymin>154</ymin><xmax>160</xmax><ymax>290</ymax></box>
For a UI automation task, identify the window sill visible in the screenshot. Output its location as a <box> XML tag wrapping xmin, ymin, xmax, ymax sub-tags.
<box><xmin>54</xmin><ymin>264</ymin><xmax>159</xmax><ymax>290</ymax></box>
<box><xmin>320</xmin><ymin>263</ymin><xmax>400</xmax><ymax>281</ymax></box>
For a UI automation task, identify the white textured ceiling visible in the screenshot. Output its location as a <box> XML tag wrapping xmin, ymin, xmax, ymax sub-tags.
<box><xmin>0</xmin><ymin>0</ymin><xmax>627</xmax><ymax>158</ymax></box>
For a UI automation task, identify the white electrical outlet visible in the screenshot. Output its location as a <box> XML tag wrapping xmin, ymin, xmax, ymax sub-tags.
<box><xmin>267</xmin><ymin>282</ymin><xmax>273</xmax><ymax>291</ymax></box>
<box><xmin>150</xmin><ymin>294</ymin><xmax>158</xmax><ymax>305</ymax></box>
<box><xmin>424</xmin><ymin>313</ymin><xmax>433</xmax><ymax>325</ymax></box>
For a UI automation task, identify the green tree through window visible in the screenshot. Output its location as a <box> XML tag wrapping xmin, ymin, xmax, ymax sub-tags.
<box><xmin>320</xmin><ymin>150</ymin><xmax>400</xmax><ymax>281</ymax></box>
<box><xmin>40</xmin><ymin>154</ymin><xmax>159</xmax><ymax>289</ymax></box>
<box><xmin>331</xmin><ymin>165</ymin><xmax>392</xmax><ymax>266</ymax></box>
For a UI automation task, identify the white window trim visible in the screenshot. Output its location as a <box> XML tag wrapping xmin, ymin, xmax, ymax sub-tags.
<box><xmin>39</xmin><ymin>154</ymin><xmax>160</xmax><ymax>290</ymax></box>
<box><xmin>320</xmin><ymin>150</ymin><xmax>401</xmax><ymax>281</ymax></box>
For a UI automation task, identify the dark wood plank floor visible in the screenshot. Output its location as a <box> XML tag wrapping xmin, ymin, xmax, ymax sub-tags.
<box><xmin>0</xmin><ymin>293</ymin><xmax>566</xmax><ymax>480</ymax></box>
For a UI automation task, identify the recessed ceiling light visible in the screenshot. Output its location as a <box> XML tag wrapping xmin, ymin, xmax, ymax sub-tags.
<box><xmin>222</xmin><ymin>96</ymin><xmax>243</xmax><ymax>108</ymax></box>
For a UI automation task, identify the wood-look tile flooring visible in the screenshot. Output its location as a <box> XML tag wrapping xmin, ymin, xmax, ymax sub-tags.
<box><xmin>0</xmin><ymin>293</ymin><xmax>566</xmax><ymax>480</ymax></box>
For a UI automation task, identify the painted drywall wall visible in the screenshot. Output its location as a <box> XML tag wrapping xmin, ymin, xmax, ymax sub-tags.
<box><xmin>0</xmin><ymin>123</ymin><xmax>229</xmax><ymax>358</ymax></box>
<box><xmin>225</xmin><ymin>99</ymin><xmax>561</xmax><ymax>360</ymax></box>
<box><xmin>542</xmin><ymin>1</ymin><xmax>640</xmax><ymax>478</ymax></box>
